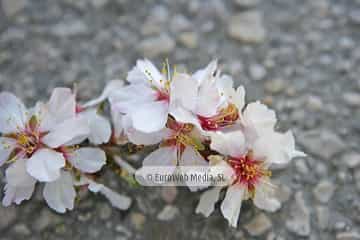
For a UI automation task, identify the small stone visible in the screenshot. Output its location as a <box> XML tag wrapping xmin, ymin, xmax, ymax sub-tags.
<box><xmin>349</xmin><ymin>10</ymin><xmax>360</xmax><ymax>25</ymax></box>
<box><xmin>295</xmin><ymin>159</ymin><xmax>309</xmax><ymax>175</ymax></box>
<box><xmin>306</xmin><ymin>95</ymin><xmax>323</xmax><ymax>111</ymax></box>
<box><xmin>98</xmin><ymin>203</ymin><xmax>112</xmax><ymax>220</ymax></box>
<box><xmin>275</xmin><ymin>184</ymin><xmax>292</xmax><ymax>204</ymax></box>
<box><xmin>90</xmin><ymin>0</ymin><xmax>108</xmax><ymax>8</ymax></box>
<box><xmin>170</xmin><ymin>15</ymin><xmax>191</xmax><ymax>32</ymax></box>
<box><xmin>316</xmin><ymin>206</ymin><xmax>330</xmax><ymax>229</ymax></box>
<box><xmin>343</xmin><ymin>92</ymin><xmax>360</xmax><ymax>107</ymax></box>
<box><xmin>178</xmin><ymin>32</ymin><xmax>198</xmax><ymax>49</ymax></box>
<box><xmin>32</xmin><ymin>208</ymin><xmax>62</xmax><ymax>232</ymax></box>
<box><xmin>354</xmin><ymin>169</ymin><xmax>360</xmax><ymax>192</ymax></box>
<box><xmin>297</xmin><ymin>130</ymin><xmax>346</xmax><ymax>160</ymax></box>
<box><xmin>115</xmin><ymin>225</ymin><xmax>132</xmax><ymax>238</ymax></box>
<box><xmin>286</xmin><ymin>192</ymin><xmax>311</xmax><ymax>237</ymax></box>
<box><xmin>336</xmin><ymin>232</ymin><xmax>360</xmax><ymax>240</ymax></box>
<box><xmin>2</xmin><ymin>0</ymin><xmax>27</xmax><ymax>17</ymax></box>
<box><xmin>313</xmin><ymin>181</ymin><xmax>336</xmax><ymax>203</ymax></box>
<box><xmin>161</xmin><ymin>186</ymin><xmax>178</xmax><ymax>204</ymax></box>
<box><xmin>244</xmin><ymin>213</ymin><xmax>272</xmax><ymax>236</ymax></box>
<box><xmin>138</xmin><ymin>34</ymin><xmax>175</xmax><ymax>58</ymax></box>
<box><xmin>13</xmin><ymin>223</ymin><xmax>31</xmax><ymax>236</ymax></box>
<box><xmin>265</xmin><ymin>79</ymin><xmax>286</xmax><ymax>94</ymax></box>
<box><xmin>157</xmin><ymin>205</ymin><xmax>179</xmax><ymax>221</ymax></box>
<box><xmin>130</xmin><ymin>213</ymin><xmax>146</xmax><ymax>230</ymax></box>
<box><xmin>228</xmin><ymin>11</ymin><xmax>266</xmax><ymax>43</ymax></box>
<box><xmin>249</xmin><ymin>64</ymin><xmax>266</xmax><ymax>81</ymax></box>
<box><xmin>52</xmin><ymin>20</ymin><xmax>89</xmax><ymax>37</ymax></box>
<box><xmin>342</xmin><ymin>152</ymin><xmax>360</xmax><ymax>168</ymax></box>
<box><xmin>234</xmin><ymin>0</ymin><xmax>259</xmax><ymax>8</ymax></box>
<box><xmin>0</xmin><ymin>206</ymin><xmax>16</xmax><ymax>230</ymax></box>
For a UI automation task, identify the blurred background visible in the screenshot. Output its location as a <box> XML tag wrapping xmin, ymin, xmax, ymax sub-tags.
<box><xmin>0</xmin><ymin>0</ymin><xmax>360</xmax><ymax>239</ymax></box>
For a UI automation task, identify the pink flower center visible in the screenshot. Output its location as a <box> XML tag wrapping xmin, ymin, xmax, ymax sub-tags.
<box><xmin>162</xmin><ymin>119</ymin><xmax>204</xmax><ymax>152</ymax></box>
<box><xmin>156</xmin><ymin>90</ymin><xmax>170</xmax><ymax>102</ymax></box>
<box><xmin>198</xmin><ymin>104</ymin><xmax>239</xmax><ymax>131</ymax></box>
<box><xmin>228</xmin><ymin>153</ymin><xmax>271</xmax><ymax>194</ymax></box>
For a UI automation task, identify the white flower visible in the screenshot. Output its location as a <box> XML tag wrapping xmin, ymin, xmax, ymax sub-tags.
<box><xmin>110</xmin><ymin>59</ymin><xmax>172</xmax><ymax>133</ymax></box>
<box><xmin>136</xmin><ymin>119</ymin><xmax>208</xmax><ymax>191</ymax></box>
<box><xmin>170</xmin><ymin>60</ymin><xmax>245</xmax><ymax>132</ymax></box>
<box><xmin>0</xmin><ymin>89</ymin><xmax>108</xmax><ymax>212</ymax></box>
<box><xmin>81</xmin><ymin>80</ymin><xmax>125</xmax><ymax>144</ymax></box>
<box><xmin>196</xmin><ymin>102</ymin><xmax>305</xmax><ymax>227</ymax></box>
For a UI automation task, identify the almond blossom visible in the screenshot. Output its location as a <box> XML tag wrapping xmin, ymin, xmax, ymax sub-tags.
<box><xmin>133</xmin><ymin>118</ymin><xmax>209</xmax><ymax>191</ymax></box>
<box><xmin>196</xmin><ymin>101</ymin><xmax>305</xmax><ymax>227</ymax></box>
<box><xmin>0</xmin><ymin>89</ymin><xmax>127</xmax><ymax>213</ymax></box>
<box><xmin>109</xmin><ymin>59</ymin><xmax>172</xmax><ymax>133</ymax></box>
<box><xmin>170</xmin><ymin>60</ymin><xmax>245</xmax><ymax>132</ymax></box>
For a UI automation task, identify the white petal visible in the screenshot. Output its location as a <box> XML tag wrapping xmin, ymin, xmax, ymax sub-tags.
<box><xmin>221</xmin><ymin>184</ymin><xmax>244</xmax><ymax>228</ymax></box>
<box><xmin>233</xmin><ymin>86</ymin><xmax>246</xmax><ymax>110</ymax></box>
<box><xmin>131</xmin><ymin>100</ymin><xmax>168</xmax><ymax>133</ymax></box>
<box><xmin>143</xmin><ymin>147</ymin><xmax>177</xmax><ymax>167</ymax></box>
<box><xmin>6</xmin><ymin>158</ymin><xmax>36</xmax><ymax>187</ymax></box>
<box><xmin>170</xmin><ymin>73</ymin><xmax>198</xmax><ymax>112</ymax></box>
<box><xmin>128</xmin><ymin>59</ymin><xmax>164</xmax><ymax>89</ymax></box>
<box><xmin>169</xmin><ymin>104</ymin><xmax>201</xmax><ymax>130</ymax></box>
<box><xmin>26</xmin><ymin>149</ymin><xmax>65</xmax><ymax>182</ymax></box>
<box><xmin>253</xmin><ymin>181</ymin><xmax>281</xmax><ymax>212</ymax></box>
<box><xmin>192</xmin><ymin>60</ymin><xmax>218</xmax><ymax>85</ymax></box>
<box><xmin>43</xmin><ymin>171</ymin><xmax>76</xmax><ymax>213</ymax></box>
<box><xmin>2</xmin><ymin>158</ymin><xmax>36</xmax><ymax>206</ymax></box>
<box><xmin>42</xmin><ymin>117</ymin><xmax>90</xmax><ymax>148</ymax></box>
<box><xmin>180</xmin><ymin>147</ymin><xmax>209</xmax><ymax>191</ymax></box>
<box><xmin>210</xmin><ymin>130</ymin><xmax>246</xmax><ymax>157</ymax></box>
<box><xmin>109</xmin><ymin>84</ymin><xmax>156</xmax><ymax>109</ymax></box>
<box><xmin>196</xmin><ymin>187</ymin><xmax>222</xmax><ymax>217</ymax></box>
<box><xmin>111</xmin><ymin>106</ymin><xmax>125</xmax><ymax>139</ymax></box>
<box><xmin>181</xmin><ymin>146</ymin><xmax>208</xmax><ymax>166</ymax></box>
<box><xmin>88</xmin><ymin>181</ymin><xmax>131</xmax><ymax>210</ymax></box>
<box><xmin>80</xmin><ymin>110</ymin><xmax>111</xmax><ymax>144</ymax></box>
<box><xmin>253</xmin><ymin>130</ymin><xmax>306</xmax><ymax>165</ymax></box>
<box><xmin>0</xmin><ymin>92</ymin><xmax>27</xmax><ymax>134</ymax></box>
<box><xmin>0</xmin><ymin>137</ymin><xmax>16</xmax><ymax>167</ymax></box>
<box><xmin>124</xmin><ymin>116</ymin><xmax>170</xmax><ymax>145</ymax></box>
<box><xmin>68</xmin><ymin>148</ymin><xmax>106</xmax><ymax>173</ymax></box>
<box><xmin>2</xmin><ymin>184</ymin><xmax>35</xmax><ymax>206</ymax></box>
<box><xmin>196</xmin><ymin>78</ymin><xmax>222</xmax><ymax>117</ymax></box>
<box><xmin>46</xmin><ymin>88</ymin><xmax>76</xmax><ymax>124</ymax></box>
<box><xmin>243</xmin><ymin>101</ymin><xmax>276</xmax><ymax>136</ymax></box>
<box><xmin>82</xmin><ymin>80</ymin><xmax>124</xmax><ymax>108</ymax></box>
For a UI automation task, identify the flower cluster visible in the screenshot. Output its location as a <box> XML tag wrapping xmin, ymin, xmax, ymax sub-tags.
<box><xmin>0</xmin><ymin>59</ymin><xmax>304</xmax><ymax>227</ymax></box>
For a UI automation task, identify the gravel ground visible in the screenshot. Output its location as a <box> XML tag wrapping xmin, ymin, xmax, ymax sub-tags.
<box><xmin>1</xmin><ymin>0</ymin><xmax>360</xmax><ymax>239</ymax></box>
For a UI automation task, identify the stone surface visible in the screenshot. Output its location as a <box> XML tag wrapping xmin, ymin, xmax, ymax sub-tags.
<box><xmin>336</xmin><ymin>232</ymin><xmax>360</xmax><ymax>240</ymax></box>
<box><xmin>228</xmin><ymin>11</ymin><xmax>266</xmax><ymax>43</ymax></box>
<box><xmin>342</xmin><ymin>152</ymin><xmax>360</xmax><ymax>169</ymax></box>
<box><xmin>343</xmin><ymin>92</ymin><xmax>360</xmax><ymax>107</ymax></box>
<box><xmin>316</xmin><ymin>206</ymin><xmax>329</xmax><ymax>230</ymax></box>
<box><xmin>0</xmin><ymin>0</ymin><xmax>359</xmax><ymax>239</ymax></box>
<box><xmin>0</xmin><ymin>206</ymin><xmax>16</xmax><ymax>230</ymax></box>
<box><xmin>265</xmin><ymin>79</ymin><xmax>286</xmax><ymax>94</ymax></box>
<box><xmin>2</xmin><ymin>0</ymin><xmax>27</xmax><ymax>17</ymax></box>
<box><xmin>157</xmin><ymin>205</ymin><xmax>179</xmax><ymax>221</ymax></box>
<box><xmin>286</xmin><ymin>192</ymin><xmax>311</xmax><ymax>237</ymax></box>
<box><xmin>244</xmin><ymin>213</ymin><xmax>272</xmax><ymax>236</ymax></box>
<box><xmin>249</xmin><ymin>64</ymin><xmax>266</xmax><ymax>81</ymax></box>
<box><xmin>297</xmin><ymin>130</ymin><xmax>346</xmax><ymax>160</ymax></box>
<box><xmin>234</xmin><ymin>0</ymin><xmax>259</xmax><ymax>8</ymax></box>
<box><xmin>313</xmin><ymin>181</ymin><xmax>336</xmax><ymax>203</ymax></box>
<box><xmin>138</xmin><ymin>34</ymin><xmax>176</xmax><ymax>58</ymax></box>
